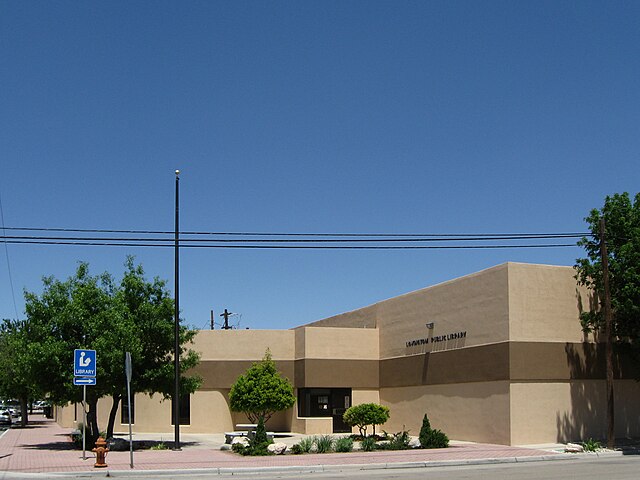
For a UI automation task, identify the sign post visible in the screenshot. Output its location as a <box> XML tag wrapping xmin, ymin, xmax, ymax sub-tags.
<box><xmin>74</xmin><ymin>349</ymin><xmax>97</xmax><ymax>461</ymax></box>
<box><xmin>125</xmin><ymin>352</ymin><xmax>134</xmax><ymax>469</ymax></box>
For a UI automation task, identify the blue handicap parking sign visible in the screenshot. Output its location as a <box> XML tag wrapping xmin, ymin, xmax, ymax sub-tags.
<box><xmin>74</xmin><ymin>349</ymin><xmax>97</xmax><ymax>377</ymax></box>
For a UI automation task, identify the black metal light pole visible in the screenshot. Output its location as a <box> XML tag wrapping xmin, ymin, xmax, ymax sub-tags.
<box><xmin>173</xmin><ymin>169</ymin><xmax>181</xmax><ymax>450</ymax></box>
<box><xmin>599</xmin><ymin>217</ymin><xmax>615</xmax><ymax>450</ymax></box>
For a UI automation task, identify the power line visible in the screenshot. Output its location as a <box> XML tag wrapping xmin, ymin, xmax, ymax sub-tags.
<box><xmin>0</xmin><ymin>192</ymin><xmax>20</xmax><ymax>320</ymax></box>
<box><xmin>0</xmin><ymin>239</ymin><xmax>578</xmax><ymax>249</ymax></box>
<box><xmin>0</xmin><ymin>233</ymin><xmax>586</xmax><ymax>243</ymax></box>
<box><xmin>2</xmin><ymin>225</ymin><xmax>594</xmax><ymax>238</ymax></box>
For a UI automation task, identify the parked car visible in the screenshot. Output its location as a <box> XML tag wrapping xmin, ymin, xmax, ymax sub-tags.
<box><xmin>0</xmin><ymin>409</ymin><xmax>11</xmax><ymax>425</ymax></box>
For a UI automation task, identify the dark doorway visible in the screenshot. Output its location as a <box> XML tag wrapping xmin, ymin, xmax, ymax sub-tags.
<box><xmin>298</xmin><ymin>388</ymin><xmax>352</xmax><ymax>433</ymax></box>
<box><xmin>330</xmin><ymin>388</ymin><xmax>351</xmax><ymax>433</ymax></box>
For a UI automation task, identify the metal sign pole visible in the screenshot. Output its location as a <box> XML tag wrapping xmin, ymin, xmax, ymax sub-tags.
<box><xmin>125</xmin><ymin>352</ymin><xmax>133</xmax><ymax>468</ymax></box>
<box><xmin>82</xmin><ymin>385</ymin><xmax>86</xmax><ymax>460</ymax></box>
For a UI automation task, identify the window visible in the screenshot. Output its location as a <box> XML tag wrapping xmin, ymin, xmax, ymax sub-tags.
<box><xmin>298</xmin><ymin>388</ymin><xmax>352</xmax><ymax>433</ymax></box>
<box><xmin>121</xmin><ymin>395</ymin><xmax>135</xmax><ymax>424</ymax></box>
<box><xmin>171</xmin><ymin>394</ymin><xmax>190</xmax><ymax>425</ymax></box>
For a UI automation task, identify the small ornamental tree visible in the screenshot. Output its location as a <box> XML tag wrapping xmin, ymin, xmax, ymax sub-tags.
<box><xmin>419</xmin><ymin>413</ymin><xmax>449</xmax><ymax>449</ymax></box>
<box><xmin>343</xmin><ymin>403</ymin><xmax>390</xmax><ymax>437</ymax></box>
<box><xmin>229</xmin><ymin>349</ymin><xmax>295</xmax><ymax>424</ymax></box>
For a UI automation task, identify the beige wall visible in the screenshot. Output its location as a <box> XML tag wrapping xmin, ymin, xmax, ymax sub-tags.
<box><xmin>508</xmin><ymin>263</ymin><xmax>590</xmax><ymax>343</ymax></box>
<box><xmin>380</xmin><ymin>381</ymin><xmax>511</xmax><ymax>445</ymax></box>
<box><xmin>306</xmin><ymin>264</ymin><xmax>510</xmax><ymax>359</ymax></box>
<box><xmin>295</xmin><ymin>327</ymin><xmax>379</xmax><ymax>360</ymax></box>
<box><xmin>290</xmin><ymin>416</ymin><xmax>333</xmax><ymax>435</ymax></box>
<box><xmin>192</xmin><ymin>329</ymin><xmax>295</xmax><ymax>361</ymax></box>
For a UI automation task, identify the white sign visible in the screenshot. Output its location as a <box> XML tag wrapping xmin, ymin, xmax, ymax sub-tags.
<box><xmin>74</xmin><ymin>349</ymin><xmax>97</xmax><ymax>377</ymax></box>
<box><xmin>73</xmin><ymin>377</ymin><xmax>97</xmax><ymax>386</ymax></box>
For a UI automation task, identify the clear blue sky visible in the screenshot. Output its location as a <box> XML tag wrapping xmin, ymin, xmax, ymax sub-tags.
<box><xmin>1</xmin><ymin>1</ymin><xmax>638</xmax><ymax>330</ymax></box>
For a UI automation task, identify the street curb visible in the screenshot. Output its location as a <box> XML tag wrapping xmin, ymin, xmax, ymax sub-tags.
<box><xmin>39</xmin><ymin>453</ymin><xmax>590</xmax><ymax>477</ymax></box>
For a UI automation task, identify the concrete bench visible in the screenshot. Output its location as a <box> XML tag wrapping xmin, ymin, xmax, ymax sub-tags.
<box><xmin>224</xmin><ymin>431</ymin><xmax>247</xmax><ymax>444</ymax></box>
<box><xmin>225</xmin><ymin>428</ymin><xmax>275</xmax><ymax>444</ymax></box>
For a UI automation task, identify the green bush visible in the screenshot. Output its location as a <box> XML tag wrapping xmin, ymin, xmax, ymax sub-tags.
<box><xmin>384</xmin><ymin>430</ymin><xmax>411</xmax><ymax>450</ymax></box>
<box><xmin>582</xmin><ymin>438</ymin><xmax>602</xmax><ymax>452</ymax></box>
<box><xmin>335</xmin><ymin>437</ymin><xmax>354</xmax><ymax>453</ymax></box>
<box><xmin>360</xmin><ymin>436</ymin><xmax>377</xmax><ymax>452</ymax></box>
<box><xmin>291</xmin><ymin>437</ymin><xmax>313</xmax><ymax>455</ymax></box>
<box><xmin>231</xmin><ymin>442</ymin><xmax>247</xmax><ymax>454</ymax></box>
<box><xmin>418</xmin><ymin>414</ymin><xmax>431</xmax><ymax>446</ymax></box>
<box><xmin>233</xmin><ymin>418</ymin><xmax>274</xmax><ymax>456</ymax></box>
<box><xmin>247</xmin><ymin>417</ymin><xmax>273</xmax><ymax>456</ymax></box>
<box><xmin>313</xmin><ymin>435</ymin><xmax>334</xmax><ymax>453</ymax></box>
<box><xmin>425</xmin><ymin>429</ymin><xmax>449</xmax><ymax>448</ymax></box>
<box><xmin>343</xmin><ymin>403</ymin><xmax>390</xmax><ymax>437</ymax></box>
<box><xmin>419</xmin><ymin>413</ymin><xmax>449</xmax><ymax>449</ymax></box>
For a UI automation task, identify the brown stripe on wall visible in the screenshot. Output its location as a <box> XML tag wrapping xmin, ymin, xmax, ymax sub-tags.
<box><xmin>295</xmin><ymin>359</ymin><xmax>379</xmax><ymax>388</ymax></box>
<box><xmin>380</xmin><ymin>343</ymin><xmax>510</xmax><ymax>387</ymax></box>
<box><xmin>191</xmin><ymin>342</ymin><xmax>640</xmax><ymax>391</ymax></box>
<box><xmin>510</xmin><ymin>342</ymin><xmax>640</xmax><ymax>381</ymax></box>
<box><xmin>193</xmin><ymin>360</ymin><xmax>295</xmax><ymax>389</ymax></box>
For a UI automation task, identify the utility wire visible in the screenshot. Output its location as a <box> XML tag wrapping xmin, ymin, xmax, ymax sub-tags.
<box><xmin>0</xmin><ymin>193</ymin><xmax>20</xmax><ymax>320</ymax></box>
<box><xmin>2</xmin><ymin>226</ymin><xmax>594</xmax><ymax>238</ymax></box>
<box><xmin>1</xmin><ymin>239</ymin><xmax>578</xmax><ymax>249</ymax></box>
<box><xmin>0</xmin><ymin>234</ymin><xmax>586</xmax><ymax>243</ymax></box>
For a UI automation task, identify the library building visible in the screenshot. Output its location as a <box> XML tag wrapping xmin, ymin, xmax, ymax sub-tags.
<box><xmin>55</xmin><ymin>262</ymin><xmax>640</xmax><ymax>446</ymax></box>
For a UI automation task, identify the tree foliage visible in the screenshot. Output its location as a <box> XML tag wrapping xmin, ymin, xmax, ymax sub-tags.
<box><xmin>229</xmin><ymin>349</ymin><xmax>295</xmax><ymax>424</ymax></box>
<box><xmin>0</xmin><ymin>319</ymin><xmax>44</xmax><ymax>426</ymax></box>
<box><xmin>575</xmin><ymin>192</ymin><xmax>640</xmax><ymax>357</ymax></box>
<box><xmin>343</xmin><ymin>402</ymin><xmax>390</xmax><ymax>437</ymax></box>
<box><xmin>14</xmin><ymin>258</ymin><xmax>201</xmax><ymax>443</ymax></box>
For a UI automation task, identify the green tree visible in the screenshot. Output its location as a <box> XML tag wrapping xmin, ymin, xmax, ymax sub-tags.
<box><xmin>418</xmin><ymin>412</ymin><xmax>449</xmax><ymax>448</ymax></box>
<box><xmin>343</xmin><ymin>403</ymin><xmax>390</xmax><ymax>437</ymax></box>
<box><xmin>0</xmin><ymin>319</ymin><xmax>44</xmax><ymax>427</ymax></box>
<box><xmin>229</xmin><ymin>349</ymin><xmax>295</xmax><ymax>424</ymax></box>
<box><xmin>102</xmin><ymin>258</ymin><xmax>201</xmax><ymax>439</ymax></box>
<box><xmin>575</xmin><ymin>192</ymin><xmax>640</xmax><ymax>358</ymax></box>
<box><xmin>22</xmin><ymin>259</ymin><xmax>201</xmax><ymax>444</ymax></box>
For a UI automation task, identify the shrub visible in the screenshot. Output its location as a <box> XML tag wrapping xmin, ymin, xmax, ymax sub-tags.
<box><xmin>418</xmin><ymin>414</ymin><xmax>431</xmax><ymax>446</ymax></box>
<box><xmin>343</xmin><ymin>403</ymin><xmax>390</xmax><ymax>437</ymax></box>
<box><xmin>419</xmin><ymin>413</ymin><xmax>449</xmax><ymax>449</ymax></box>
<box><xmin>360</xmin><ymin>436</ymin><xmax>377</xmax><ymax>452</ymax></box>
<box><xmin>231</xmin><ymin>443</ymin><xmax>247</xmax><ymax>454</ymax></box>
<box><xmin>335</xmin><ymin>437</ymin><xmax>354</xmax><ymax>453</ymax></box>
<box><xmin>233</xmin><ymin>418</ymin><xmax>274</xmax><ymax>456</ymax></box>
<box><xmin>247</xmin><ymin>417</ymin><xmax>273</xmax><ymax>456</ymax></box>
<box><xmin>385</xmin><ymin>430</ymin><xmax>411</xmax><ymax>450</ymax></box>
<box><xmin>296</xmin><ymin>437</ymin><xmax>314</xmax><ymax>453</ymax></box>
<box><xmin>582</xmin><ymin>438</ymin><xmax>602</xmax><ymax>452</ymax></box>
<box><xmin>290</xmin><ymin>443</ymin><xmax>304</xmax><ymax>455</ymax></box>
<box><xmin>314</xmin><ymin>435</ymin><xmax>334</xmax><ymax>454</ymax></box>
<box><xmin>424</xmin><ymin>429</ymin><xmax>449</xmax><ymax>448</ymax></box>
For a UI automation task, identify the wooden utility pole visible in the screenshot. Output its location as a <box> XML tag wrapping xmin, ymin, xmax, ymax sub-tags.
<box><xmin>599</xmin><ymin>217</ymin><xmax>615</xmax><ymax>450</ymax></box>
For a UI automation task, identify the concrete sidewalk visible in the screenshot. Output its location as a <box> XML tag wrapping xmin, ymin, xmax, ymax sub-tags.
<box><xmin>0</xmin><ymin>416</ymin><xmax>574</xmax><ymax>476</ymax></box>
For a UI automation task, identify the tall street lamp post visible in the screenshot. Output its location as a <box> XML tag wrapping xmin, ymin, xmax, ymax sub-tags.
<box><xmin>174</xmin><ymin>169</ymin><xmax>181</xmax><ymax>450</ymax></box>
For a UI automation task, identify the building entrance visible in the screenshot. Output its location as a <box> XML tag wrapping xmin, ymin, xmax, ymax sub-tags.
<box><xmin>297</xmin><ymin>388</ymin><xmax>352</xmax><ymax>433</ymax></box>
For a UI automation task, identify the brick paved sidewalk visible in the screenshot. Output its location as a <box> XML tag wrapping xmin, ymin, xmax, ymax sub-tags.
<box><xmin>0</xmin><ymin>416</ymin><xmax>561</xmax><ymax>474</ymax></box>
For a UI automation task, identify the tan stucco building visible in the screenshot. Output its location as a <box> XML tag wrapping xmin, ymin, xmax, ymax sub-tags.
<box><xmin>56</xmin><ymin>262</ymin><xmax>640</xmax><ymax>445</ymax></box>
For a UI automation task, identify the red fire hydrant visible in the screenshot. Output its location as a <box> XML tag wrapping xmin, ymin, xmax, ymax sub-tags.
<box><xmin>92</xmin><ymin>436</ymin><xmax>109</xmax><ymax>468</ymax></box>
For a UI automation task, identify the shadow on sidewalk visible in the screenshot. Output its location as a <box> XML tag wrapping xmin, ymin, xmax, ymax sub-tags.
<box><xmin>22</xmin><ymin>440</ymin><xmax>77</xmax><ymax>451</ymax></box>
